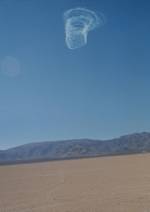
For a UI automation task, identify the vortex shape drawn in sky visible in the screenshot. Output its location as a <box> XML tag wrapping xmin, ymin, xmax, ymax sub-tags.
<box><xmin>64</xmin><ymin>8</ymin><xmax>105</xmax><ymax>50</ymax></box>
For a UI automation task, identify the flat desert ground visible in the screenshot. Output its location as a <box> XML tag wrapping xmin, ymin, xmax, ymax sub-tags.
<box><xmin>1</xmin><ymin>154</ymin><xmax>150</xmax><ymax>212</ymax></box>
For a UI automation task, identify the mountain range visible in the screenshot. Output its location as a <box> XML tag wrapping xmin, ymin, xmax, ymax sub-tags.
<box><xmin>1</xmin><ymin>132</ymin><xmax>150</xmax><ymax>164</ymax></box>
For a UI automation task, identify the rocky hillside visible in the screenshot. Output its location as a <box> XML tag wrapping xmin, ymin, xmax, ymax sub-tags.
<box><xmin>0</xmin><ymin>132</ymin><xmax>150</xmax><ymax>164</ymax></box>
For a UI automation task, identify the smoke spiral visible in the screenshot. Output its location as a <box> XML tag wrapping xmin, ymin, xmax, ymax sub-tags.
<box><xmin>64</xmin><ymin>8</ymin><xmax>105</xmax><ymax>49</ymax></box>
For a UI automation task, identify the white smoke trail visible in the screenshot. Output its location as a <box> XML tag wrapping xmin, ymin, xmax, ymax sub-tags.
<box><xmin>64</xmin><ymin>8</ymin><xmax>105</xmax><ymax>49</ymax></box>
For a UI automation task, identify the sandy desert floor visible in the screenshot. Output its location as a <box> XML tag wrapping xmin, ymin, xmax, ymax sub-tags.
<box><xmin>0</xmin><ymin>153</ymin><xmax>150</xmax><ymax>212</ymax></box>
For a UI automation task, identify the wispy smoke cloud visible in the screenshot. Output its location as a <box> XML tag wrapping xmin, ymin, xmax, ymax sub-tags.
<box><xmin>1</xmin><ymin>56</ymin><xmax>21</xmax><ymax>77</ymax></box>
<box><xmin>64</xmin><ymin>8</ymin><xmax>105</xmax><ymax>50</ymax></box>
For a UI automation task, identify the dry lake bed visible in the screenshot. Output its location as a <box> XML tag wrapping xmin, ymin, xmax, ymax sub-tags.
<box><xmin>1</xmin><ymin>153</ymin><xmax>150</xmax><ymax>212</ymax></box>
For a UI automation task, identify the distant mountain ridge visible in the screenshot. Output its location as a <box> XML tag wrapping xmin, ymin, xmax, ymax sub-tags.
<box><xmin>1</xmin><ymin>132</ymin><xmax>150</xmax><ymax>164</ymax></box>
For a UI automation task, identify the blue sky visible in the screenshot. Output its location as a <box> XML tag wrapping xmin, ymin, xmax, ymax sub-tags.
<box><xmin>0</xmin><ymin>0</ymin><xmax>150</xmax><ymax>149</ymax></box>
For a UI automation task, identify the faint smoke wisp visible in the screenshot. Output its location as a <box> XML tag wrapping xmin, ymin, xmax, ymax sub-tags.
<box><xmin>1</xmin><ymin>56</ymin><xmax>21</xmax><ymax>77</ymax></box>
<box><xmin>64</xmin><ymin>8</ymin><xmax>105</xmax><ymax>49</ymax></box>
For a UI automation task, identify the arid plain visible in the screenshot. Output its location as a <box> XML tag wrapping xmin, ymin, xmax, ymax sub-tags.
<box><xmin>1</xmin><ymin>153</ymin><xmax>150</xmax><ymax>212</ymax></box>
